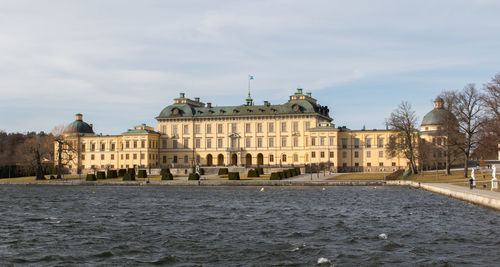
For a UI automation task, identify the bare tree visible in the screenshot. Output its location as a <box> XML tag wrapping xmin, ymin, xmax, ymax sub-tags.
<box><xmin>450</xmin><ymin>84</ymin><xmax>483</xmax><ymax>178</ymax></box>
<box><xmin>386</xmin><ymin>101</ymin><xmax>419</xmax><ymax>174</ymax></box>
<box><xmin>52</xmin><ymin>125</ymin><xmax>77</xmax><ymax>179</ymax></box>
<box><xmin>23</xmin><ymin>133</ymin><xmax>53</xmax><ymax>179</ymax></box>
<box><xmin>437</xmin><ymin>91</ymin><xmax>462</xmax><ymax>175</ymax></box>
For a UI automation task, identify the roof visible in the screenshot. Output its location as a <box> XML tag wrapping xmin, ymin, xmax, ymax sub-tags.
<box><xmin>421</xmin><ymin>107</ymin><xmax>455</xmax><ymax>126</ymax></box>
<box><xmin>156</xmin><ymin>98</ymin><xmax>331</xmax><ymax>121</ymax></box>
<box><xmin>122</xmin><ymin>128</ymin><xmax>160</xmax><ymax>135</ymax></box>
<box><xmin>65</xmin><ymin>119</ymin><xmax>94</xmax><ymax>134</ymax></box>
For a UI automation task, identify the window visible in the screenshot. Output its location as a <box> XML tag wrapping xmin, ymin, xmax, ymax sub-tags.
<box><xmin>141</xmin><ymin>153</ymin><xmax>145</xmax><ymax>159</ymax></box>
<box><xmin>111</xmin><ymin>143</ymin><xmax>115</xmax><ymax>151</ymax></box>
<box><xmin>217</xmin><ymin>138</ymin><xmax>223</xmax><ymax>148</ymax></box>
<box><xmin>306</xmin><ymin>122</ymin><xmax>310</xmax><ymax>129</ymax></box>
<box><xmin>377</xmin><ymin>137</ymin><xmax>384</xmax><ymax>148</ymax></box>
<box><xmin>246</xmin><ymin>137</ymin><xmax>251</xmax><ymax>147</ymax></box>
<box><xmin>173</xmin><ymin>156</ymin><xmax>177</xmax><ymax>163</ymax></box>
<box><xmin>162</xmin><ymin>140</ymin><xmax>167</xmax><ymax>148</ymax></box>
<box><xmin>329</xmin><ymin>137</ymin><xmax>334</xmax><ymax>146</ymax></box>
<box><xmin>367</xmin><ymin>162</ymin><xmax>371</xmax><ymax>166</ymax></box>
<box><xmin>133</xmin><ymin>141</ymin><xmax>137</xmax><ymax>148</ymax></box>
<box><xmin>101</xmin><ymin>143</ymin><xmax>105</xmax><ymax>151</ymax></box>
<box><xmin>183</xmin><ymin>125</ymin><xmax>189</xmax><ymax>134</ymax></box>
<box><xmin>133</xmin><ymin>153</ymin><xmax>137</xmax><ymax>160</ymax></box>
<box><xmin>311</xmin><ymin>151</ymin><xmax>316</xmax><ymax>158</ymax></box>
<box><xmin>206</xmin><ymin>138</ymin><xmax>212</xmax><ymax>148</ymax></box>
<box><xmin>379</xmin><ymin>151</ymin><xmax>384</xmax><ymax>157</ymax></box>
<box><xmin>126</xmin><ymin>154</ymin><xmax>129</xmax><ymax>160</ymax></box>
<box><xmin>231</xmin><ymin>123</ymin><xmax>237</xmax><ymax>133</ymax></box>
<box><xmin>329</xmin><ymin>151</ymin><xmax>334</xmax><ymax>158</ymax></box>
<box><xmin>82</xmin><ymin>144</ymin><xmax>86</xmax><ymax>151</ymax></box>
<box><xmin>282</xmin><ymin>154</ymin><xmax>287</xmax><ymax>162</ymax></box>
<box><xmin>320</xmin><ymin>151</ymin><xmax>325</xmax><ymax>158</ymax></box>
<box><xmin>120</xmin><ymin>154</ymin><xmax>123</xmax><ymax>160</ymax></box>
<box><xmin>293</xmin><ymin>154</ymin><xmax>298</xmax><ymax>162</ymax></box>
<box><xmin>101</xmin><ymin>154</ymin><xmax>104</xmax><ymax>160</ymax></box>
<box><xmin>342</xmin><ymin>138</ymin><xmax>347</xmax><ymax>149</ymax></box>
<box><xmin>257</xmin><ymin>138</ymin><xmax>262</xmax><ymax>147</ymax></box>
<box><xmin>293</xmin><ymin>137</ymin><xmax>298</xmax><ymax>147</ymax></box>
<box><xmin>206</xmin><ymin>124</ymin><xmax>212</xmax><ymax>134</ymax></box>
<box><xmin>281</xmin><ymin>122</ymin><xmax>286</xmax><ymax>132</ymax></box>
<box><xmin>184</xmin><ymin>155</ymin><xmax>188</xmax><ymax>163</ymax></box>
<box><xmin>354</xmin><ymin>163</ymin><xmax>359</xmax><ymax>167</ymax></box>
<box><xmin>91</xmin><ymin>154</ymin><xmax>95</xmax><ymax>160</ymax></box>
<box><xmin>173</xmin><ymin>140</ymin><xmax>178</xmax><ymax>149</ymax></box>
<box><xmin>257</xmin><ymin>123</ymin><xmax>263</xmax><ymax>133</ymax></box>
<box><xmin>311</xmin><ymin>137</ymin><xmax>316</xmax><ymax>146</ymax></box>
<box><xmin>195</xmin><ymin>124</ymin><xmax>200</xmax><ymax>134</ymax></box>
<box><xmin>269</xmin><ymin>137</ymin><xmax>274</xmax><ymax>147</ymax></box>
<box><xmin>111</xmin><ymin>154</ymin><xmax>114</xmax><ymax>160</ymax></box>
<box><xmin>379</xmin><ymin>162</ymin><xmax>384</xmax><ymax>167</ymax></box>
<box><xmin>354</xmin><ymin>151</ymin><xmax>359</xmax><ymax>158</ymax></box>
<box><xmin>320</xmin><ymin>137</ymin><xmax>325</xmax><ymax>146</ymax></box>
<box><xmin>195</xmin><ymin>139</ymin><xmax>201</xmax><ymax>148</ymax></box>
<box><xmin>342</xmin><ymin>151</ymin><xmax>347</xmax><ymax>158</ymax></box>
<box><xmin>163</xmin><ymin>156</ymin><xmax>167</xmax><ymax>163</ymax></box>
<box><xmin>269</xmin><ymin>154</ymin><xmax>274</xmax><ymax>162</ymax></box>
<box><xmin>268</xmin><ymin>122</ymin><xmax>274</xmax><ymax>133</ymax></box>
<box><xmin>293</xmin><ymin>122</ymin><xmax>298</xmax><ymax>132</ymax></box>
<box><xmin>281</xmin><ymin>137</ymin><xmax>286</xmax><ymax>147</ymax></box>
<box><xmin>141</xmin><ymin>140</ymin><xmax>145</xmax><ymax>148</ymax></box>
<box><xmin>367</xmin><ymin>151</ymin><xmax>371</xmax><ymax>158</ymax></box>
<box><xmin>184</xmin><ymin>139</ymin><xmax>189</xmax><ymax>148</ymax></box>
<box><xmin>217</xmin><ymin>124</ymin><xmax>223</xmax><ymax>133</ymax></box>
<box><xmin>91</xmin><ymin>143</ymin><xmax>95</xmax><ymax>151</ymax></box>
<box><xmin>354</xmin><ymin>138</ymin><xmax>359</xmax><ymax>148</ymax></box>
<box><xmin>366</xmin><ymin>138</ymin><xmax>372</xmax><ymax>148</ymax></box>
<box><xmin>172</xmin><ymin>125</ymin><xmax>178</xmax><ymax>135</ymax></box>
<box><xmin>162</xmin><ymin>125</ymin><xmax>166</xmax><ymax>134</ymax></box>
<box><xmin>392</xmin><ymin>162</ymin><xmax>396</xmax><ymax>166</ymax></box>
<box><xmin>245</xmin><ymin>123</ymin><xmax>251</xmax><ymax>133</ymax></box>
<box><xmin>196</xmin><ymin>155</ymin><xmax>200</xmax><ymax>164</ymax></box>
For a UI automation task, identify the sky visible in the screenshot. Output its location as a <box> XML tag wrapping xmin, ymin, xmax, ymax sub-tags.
<box><xmin>1</xmin><ymin>0</ymin><xmax>499</xmax><ymax>134</ymax></box>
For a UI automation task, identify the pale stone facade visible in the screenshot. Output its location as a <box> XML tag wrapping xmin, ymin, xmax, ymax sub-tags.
<box><xmin>57</xmin><ymin>89</ymin><xmax>454</xmax><ymax>173</ymax></box>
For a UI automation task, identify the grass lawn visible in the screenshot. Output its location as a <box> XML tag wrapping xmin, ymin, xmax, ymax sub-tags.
<box><xmin>328</xmin><ymin>173</ymin><xmax>387</xmax><ymax>180</ymax></box>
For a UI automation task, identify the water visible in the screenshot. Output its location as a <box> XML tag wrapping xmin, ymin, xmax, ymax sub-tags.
<box><xmin>0</xmin><ymin>186</ymin><xmax>499</xmax><ymax>266</ymax></box>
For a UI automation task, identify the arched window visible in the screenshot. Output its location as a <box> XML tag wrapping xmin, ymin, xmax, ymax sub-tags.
<box><xmin>282</xmin><ymin>154</ymin><xmax>287</xmax><ymax>162</ymax></box>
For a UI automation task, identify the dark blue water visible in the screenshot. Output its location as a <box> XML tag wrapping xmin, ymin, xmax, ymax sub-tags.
<box><xmin>0</xmin><ymin>186</ymin><xmax>498</xmax><ymax>266</ymax></box>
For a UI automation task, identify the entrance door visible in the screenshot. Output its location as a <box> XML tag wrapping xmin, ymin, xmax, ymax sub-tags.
<box><xmin>257</xmin><ymin>153</ymin><xmax>264</xmax><ymax>165</ymax></box>
<box><xmin>245</xmin><ymin>154</ymin><xmax>252</xmax><ymax>166</ymax></box>
<box><xmin>217</xmin><ymin>154</ymin><xmax>224</xmax><ymax>166</ymax></box>
<box><xmin>231</xmin><ymin>154</ymin><xmax>238</xmax><ymax>166</ymax></box>
<box><xmin>206</xmin><ymin>154</ymin><xmax>213</xmax><ymax>166</ymax></box>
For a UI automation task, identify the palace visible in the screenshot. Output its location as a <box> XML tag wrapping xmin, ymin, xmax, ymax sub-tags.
<box><xmin>56</xmin><ymin>89</ymin><xmax>456</xmax><ymax>173</ymax></box>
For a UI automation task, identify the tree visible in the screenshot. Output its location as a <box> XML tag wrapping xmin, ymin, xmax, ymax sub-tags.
<box><xmin>437</xmin><ymin>91</ymin><xmax>462</xmax><ymax>175</ymax></box>
<box><xmin>450</xmin><ymin>84</ymin><xmax>483</xmax><ymax>178</ymax></box>
<box><xmin>23</xmin><ymin>133</ymin><xmax>53</xmax><ymax>179</ymax></box>
<box><xmin>52</xmin><ymin>125</ymin><xmax>77</xmax><ymax>179</ymax></box>
<box><xmin>386</xmin><ymin>101</ymin><xmax>419</xmax><ymax>174</ymax></box>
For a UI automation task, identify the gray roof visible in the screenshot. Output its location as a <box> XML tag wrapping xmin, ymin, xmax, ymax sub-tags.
<box><xmin>65</xmin><ymin>119</ymin><xmax>94</xmax><ymax>134</ymax></box>
<box><xmin>156</xmin><ymin>98</ymin><xmax>331</xmax><ymax>120</ymax></box>
<box><xmin>421</xmin><ymin>107</ymin><xmax>455</xmax><ymax>126</ymax></box>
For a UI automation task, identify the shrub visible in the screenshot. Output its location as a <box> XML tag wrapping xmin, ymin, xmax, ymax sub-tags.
<box><xmin>123</xmin><ymin>168</ymin><xmax>136</xmax><ymax>181</ymax></box>
<box><xmin>247</xmin><ymin>169</ymin><xmax>260</xmax><ymax>177</ymax></box>
<box><xmin>257</xmin><ymin>167</ymin><xmax>264</xmax><ymax>175</ymax></box>
<box><xmin>270</xmin><ymin>172</ymin><xmax>281</xmax><ymax>180</ymax></box>
<box><xmin>292</xmin><ymin>168</ymin><xmax>298</xmax><ymax>176</ymax></box>
<box><xmin>86</xmin><ymin>174</ymin><xmax>96</xmax><ymax>181</ymax></box>
<box><xmin>50</xmin><ymin>175</ymin><xmax>56</xmax><ymax>180</ymax></box>
<box><xmin>118</xmin><ymin>169</ymin><xmax>127</xmax><ymax>177</ymax></box>
<box><xmin>228</xmin><ymin>172</ymin><xmax>240</xmax><ymax>180</ymax></box>
<box><xmin>107</xmin><ymin>170</ymin><xmax>118</xmax><ymax>178</ymax></box>
<box><xmin>188</xmin><ymin>173</ymin><xmax>200</xmax><ymax>180</ymax></box>
<box><xmin>200</xmin><ymin>168</ymin><xmax>205</xmax><ymax>175</ymax></box>
<box><xmin>161</xmin><ymin>173</ymin><xmax>174</xmax><ymax>180</ymax></box>
<box><xmin>160</xmin><ymin>168</ymin><xmax>170</xmax><ymax>176</ymax></box>
<box><xmin>218</xmin><ymin>168</ymin><xmax>229</xmax><ymax>175</ymax></box>
<box><xmin>137</xmin><ymin>170</ymin><xmax>148</xmax><ymax>178</ymax></box>
<box><xmin>96</xmin><ymin>171</ymin><xmax>106</xmax><ymax>179</ymax></box>
<box><xmin>278</xmin><ymin>172</ymin><xmax>284</xmax><ymax>179</ymax></box>
<box><xmin>282</xmin><ymin>170</ymin><xmax>289</xmax><ymax>178</ymax></box>
<box><xmin>387</xmin><ymin>169</ymin><xmax>404</xmax><ymax>180</ymax></box>
<box><xmin>295</xmin><ymin>167</ymin><xmax>301</xmax><ymax>175</ymax></box>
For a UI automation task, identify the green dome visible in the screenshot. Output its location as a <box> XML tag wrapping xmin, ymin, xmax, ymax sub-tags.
<box><xmin>65</xmin><ymin>114</ymin><xmax>94</xmax><ymax>134</ymax></box>
<box><xmin>421</xmin><ymin>108</ymin><xmax>454</xmax><ymax>126</ymax></box>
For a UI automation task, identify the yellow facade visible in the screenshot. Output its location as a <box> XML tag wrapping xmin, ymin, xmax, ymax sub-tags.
<box><xmin>59</xmin><ymin>89</ymin><xmax>463</xmax><ymax>173</ymax></box>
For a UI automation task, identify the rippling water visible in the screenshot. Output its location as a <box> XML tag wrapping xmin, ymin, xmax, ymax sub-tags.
<box><xmin>0</xmin><ymin>186</ymin><xmax>499</xmax><ymax>266</ymax></box>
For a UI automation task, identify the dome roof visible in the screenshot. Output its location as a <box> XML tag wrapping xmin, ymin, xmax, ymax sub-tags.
<box><xmin>421</xmin><ymin>107</ymin><xmax>455</xmax><ymax>126</ymax></box>
<box><xmin>65</xmin><ymin>114</ymin><xmax>94</xmax><ymax>134</ymax></box>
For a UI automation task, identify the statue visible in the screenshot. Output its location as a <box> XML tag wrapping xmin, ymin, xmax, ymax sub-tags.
<box><xmin>471</xmin><ymin>168</ymin><xmax>476</xmax><ymax>187</ymax></box>
<box><xmin>492</xmin><ymin>165</ymin><xmax>496</xmax><ymax>180</ymax></box>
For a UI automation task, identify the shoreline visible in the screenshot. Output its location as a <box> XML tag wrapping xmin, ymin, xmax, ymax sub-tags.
<box><xmin>2</xmin><ymin>179</ymin><xmax>499</xmax><ymax>211</ymax></box>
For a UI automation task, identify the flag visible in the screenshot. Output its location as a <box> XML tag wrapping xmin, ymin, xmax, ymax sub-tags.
<box><xmin>249</xmin><ymin>75</ymin><xmax>254</xmax><ymax>80</ymax></box>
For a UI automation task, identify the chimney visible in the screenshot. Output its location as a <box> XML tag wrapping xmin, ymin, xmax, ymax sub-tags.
<box><xmin>75</xmin><ymin>113</ymin><xmax>83</xmax><ymax>121</ymax></box>
<box><xmin>297</xmin><ymin>88</ymin><xmax>303</xmax><ymax>94</ymax></box>
<box><xmin>207</xmin><ymin>103</ymin><xmax>212</xmax><ymax>108</ymax></box>
<box><xmin>307</xmin><ymin>92</ymin><xmax>312</xmax><ymax>97</ymax></box>
<box><xmin>180</xmin><ymin>93</ymin><xmax>185</xmax><ymax>98</ymax></box>
<box><xmin>195</xmin><ymin>97</ymin><xmax>200</xmax><ymax>102</ymax></box>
